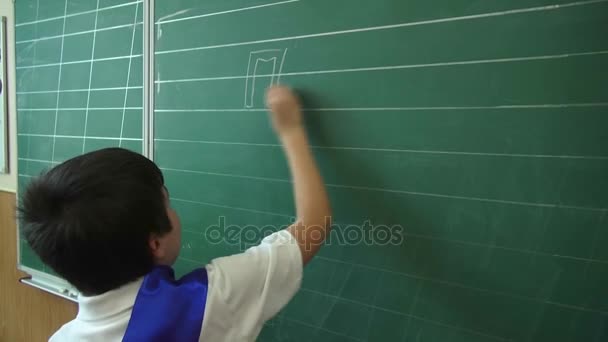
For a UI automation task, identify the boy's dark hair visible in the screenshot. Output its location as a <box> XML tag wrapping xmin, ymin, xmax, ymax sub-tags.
<box><xmin>19</xmin><ymin>148</ymin><xmax>172</xmax><ymax>295</ymax></box>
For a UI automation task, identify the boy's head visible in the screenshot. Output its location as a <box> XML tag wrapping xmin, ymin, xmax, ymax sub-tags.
<box><xmin>19</xmin><ymin>148</ymin><xmax>181</xmax><ymax>295</ymax></box>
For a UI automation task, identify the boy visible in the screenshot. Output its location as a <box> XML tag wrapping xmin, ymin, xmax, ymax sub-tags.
<box><xmin>19</xmin><ymin>87</ymin><xmax>331</xmax><ymax>341</ymax></box>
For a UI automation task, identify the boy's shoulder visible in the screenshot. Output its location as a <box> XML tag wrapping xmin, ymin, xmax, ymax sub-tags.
<box><xmin>51</xmin><ymin>230</ymin><xmax>302</xmax><ymax>342</ymax></box>
<box><xmin>200</xmin><ymin>230</ymin><xmax>304</xmax><ymax>339</ymax></box>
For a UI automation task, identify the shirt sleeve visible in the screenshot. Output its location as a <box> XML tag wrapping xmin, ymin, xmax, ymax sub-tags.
<box><xmin>200</xmin><ymin>229</ymin><xmax>303</xmax><ymax>340</ymax></box>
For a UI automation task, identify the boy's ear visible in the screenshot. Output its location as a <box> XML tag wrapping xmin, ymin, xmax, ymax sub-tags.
<box><xmin>148</xmin><ymin>234</ymin><xmax>165</xmax><ymax>261</ymax></box>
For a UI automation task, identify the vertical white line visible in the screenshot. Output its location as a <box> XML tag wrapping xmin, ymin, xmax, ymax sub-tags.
<box><xmin>243</xmin><ymin>52</ymin><xmax>254</xmax><ymax>108</ymax></box>
<box><xmin>0</xmin><ymin>18</ymin><xmax>8</xmax><ymax>173</ymax></box>
<box><xmin>24</xmin><ymin>0</ymin><xmax>40</xmax><ymax>161</ymax></box>
<box><xmin>314</xmin><ymin>266</ymin><xmax>354</xmax><ymax>335</ymax></box>
<box><xmin>50</xmin><ymin>0</ymin><xmax>69</xmax><ymax>162</ymax></box>
<box><xmin>277</xmin><ymin>48</ymin><xmax>288</xmax><ymax>84</ymax></box>
<box><xmin>363</xmin><ymin>278</ymin><xmax>383</xmax><ymax>339</ymax></box>
<box><xmin>119</xmin><ymin>2</ymin><xmax>140</xmax><ymax>147</ymax></box>
<box><xmin>401</xmin><ymin>280</ymin><xmax>424</xmax><ymax>341</ymax></box>
<box><xmin>250</xmin><ymin>58</ymin><xmax>262</xmax><ymax>108</ymax></box>
<box><xmin>143</xmin><ymin>0</ymin><xmax>155</xmax><ymax>159</ymax></box>
<box><xmin>81</xmin><ymin>0</ymin><xmax>101</xmax><ymax>154</ymax></box>
<box><xmin>269</xmin><ymin>57</ymin><xmax>277</xmax><ymax>86</ymax></box>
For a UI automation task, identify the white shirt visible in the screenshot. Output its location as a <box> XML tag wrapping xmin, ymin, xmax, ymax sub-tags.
<box><xmin>50</xmin><ymin>230</ymin><xmax>303</xmax><ymax>341</ymax></box>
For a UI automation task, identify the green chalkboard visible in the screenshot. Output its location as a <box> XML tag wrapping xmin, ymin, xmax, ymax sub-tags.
<box><xmin>16</xmin><ymin>0</ymin><xmax>144</xmax><ymax>276</ymax></box>
<box><xmin>14</xmin><ymin>0</ymin><xmax>608</xmax><ymax>341</ymax></box>
<box><xmin>154</xmin><ymin>1</ymin><xmax>607</xmax><ymax>341</ymax></box>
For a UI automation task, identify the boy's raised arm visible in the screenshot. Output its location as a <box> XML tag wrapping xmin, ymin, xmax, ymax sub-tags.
<box><xmin>266</xmin><ymin>86</ymin><xmax>332</xmax><ymax>265</ymax></box>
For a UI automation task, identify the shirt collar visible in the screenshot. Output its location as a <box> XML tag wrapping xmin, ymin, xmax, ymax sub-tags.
<box><xmin>76</xmin><ymin>278</ymin><xmax>143</xmax><ymax>321</ymax></box>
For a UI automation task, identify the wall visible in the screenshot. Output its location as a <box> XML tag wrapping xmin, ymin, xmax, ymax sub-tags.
<box><xmin>0</xmin><ymin>0</ymin><xmax>17</xmax><ymax>192</ymax></box>
<box><xmin>0</xmin><ymin>191</ymin><xmax>77</xmax><ymax>341</ymax></box>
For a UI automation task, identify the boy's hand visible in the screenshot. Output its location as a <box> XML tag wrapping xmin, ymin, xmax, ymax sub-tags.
<box><xmin>266</xmin><ymin>86</ymin><xmax>303</xmax><ymax>136</ymax></box>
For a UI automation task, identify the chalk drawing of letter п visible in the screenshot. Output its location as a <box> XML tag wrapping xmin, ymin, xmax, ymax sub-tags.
<box><xmin>244</xmin><ymin>49</ymin><xmax>288</xmax><ymax>108</ymax></box>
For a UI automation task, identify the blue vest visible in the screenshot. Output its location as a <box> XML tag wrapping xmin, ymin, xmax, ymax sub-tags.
<box><xmin>123</xmin><ymin>266</ymin><xmax>209</xmax><ymax>342</ymax></box>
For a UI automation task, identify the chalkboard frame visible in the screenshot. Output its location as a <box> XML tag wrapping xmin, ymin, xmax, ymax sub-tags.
<box><xmin>0</xmin><ymin>16</ymin><xmax>8</xmax><ymax>174</ymax></box>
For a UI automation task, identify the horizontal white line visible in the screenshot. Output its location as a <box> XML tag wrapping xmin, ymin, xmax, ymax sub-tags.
<box><xmin>280</xmin><ymin>317</ymin><xmax>364</xmax><ymax>342</ymax></box>
<box><xmin>156</xmin><ymin>0</ymin><xmax>299</xmax><ymax>25</ymax></box>
<box><xmin>172</xmin><ymin>197</ymin><xmax>294</xmax><ymax>219</ymax></box>
<box><xmin>154</xmin><ymin>138</ymin><xmax>608</xmax><ymax>160</ymax></box>
<box><xmin>16</xmin><ymin>1</ymin><xmax>142</xmax><ymax>27</ymax></box>
<box><xmin>16</xmin><ymin>54</ymin><xmax>142</xmax><ymax>70</ymax></box>
<box><xmin>18</xmin><ymin>158</ymin><xmax>58</xmax><ymax>164</ymax></box>
<box><xmin>542</xmin><ymin>301</ymin><xmax>607</xmax><ymax>314</ymax></box>
<box><xmin>18</xmin><ymin>174</ymin><xmax>34</xmax><ymax>178</ymax></box>
<box><xmin>18</xmin><ymin>107</ymin><xmax>142</xmax><ymax>111</ymax></box>
<box><xmin>17</xmin><ymin>86</ymin><xmax>143</xmax><ymax>95</ymax></box>
<box><xmin>162</xmin><ymin>167</ymin><xmax>607</xmax><ymax>212</ymax></box>
<box><xmin>313</xmin><ymin>256</ymin><xmax>608</xmax><ymax>315</ymax></box>
<box><xmin>295</xmin><ymin>288</ymin><xmax>509</xmax><ymax>342</ymax></box>
<box><xmin>18</xmin><ymin>86</ymin><xmax>142</xmax><ymax>95</ymax></box>
<box><xmin>161</xmin><ymin>167</ymin><xmax>288</xmax><ymax>184</ymax></box>
<box><xmin>156</xmin><ymin>108</ymin><xmax>267</xmax><ymax>112</ymax></box>
<box><xmin>280</xmin><ymin>317</ymin><xmax>367</xmax><ymax>342</ymax></box>
<box><xmin>16</xmin><ymin>22</ymin><xmax>142</xmax><ymax>44</ymax></box>
<box><xmin>404</xmin><ymin>232</ymin><xmax>608</xmax><ymax>265</ymax></box>
<box><xmin>155</xmin><ymin>0</ymin><xmax>607</xmax><ymax>55</ymax></box>
<box><xmin>154</xmin><ymin>102</ymin><xmax>608</xmax><ymax>112</ymax></box>
<box><xmin>155</xmin><ymin>50</ymin><xmax>608</xmax><ymax>84</ymax></box>
<box><xmin>18</xmin><ymin>133</ymin><xmax>142</xmax><ymax>141</ymax></box>
<box><xmin>176</xmin><ymin>198</ymin><xmax>608</xmax><ymax>266</ymax></box>
<box><xmin>325</xmin><ymin>183</ymin><xmax>607</xmax><ymax>212</ymax></box>
<box><xmin>308</xmin><ymin>103</ymin><xmax>608</xmax><ymax>110</ymax></box>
